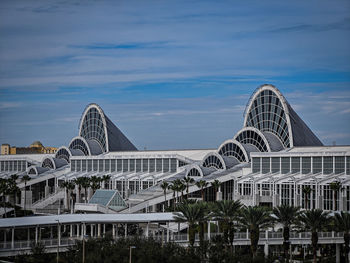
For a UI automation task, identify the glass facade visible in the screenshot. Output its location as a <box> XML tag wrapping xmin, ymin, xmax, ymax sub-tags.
<box><xmin>235</xmin><ymin>129</ymin><xmax>268</xmax><ymax>152</ymax></box>
<box><xmin>69</xmin><ymin>138</ymin><xmax>89</xmax><ymax>155</ymax></box>
<box><xmin>80</xmin><ymin>106</ymin><xmax>107</xmax><ymax>152</ymax></box>
<box><xmin>203</xmin><ymin>155</ymin><xmax>224</xmax><ymax>170</ymax></box>
<box><xmin>246</xmin><ymin>89</ymin><xmax>290</xmax><ymax>148</ymax></box>
<box><xmin>218</xmin><ymin>142</ymin><xmax>247</xmax><ymax>162</ymax></box>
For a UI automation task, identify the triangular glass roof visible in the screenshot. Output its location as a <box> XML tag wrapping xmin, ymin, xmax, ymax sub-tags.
<box><xmin>89</xmin><ymin>189</ymin><xmax>127</xmax><ymax>211</ymax></box>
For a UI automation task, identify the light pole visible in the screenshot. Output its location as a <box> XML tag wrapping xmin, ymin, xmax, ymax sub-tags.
<box><xmin>129</xmin><ymin>246</ymin><xmax>136</xmax><ymax>263</ymax></box>
<box><xmin>55</xmin><ymin>219</ymin><xmax>60</xmax><ymax>263</ymax></box>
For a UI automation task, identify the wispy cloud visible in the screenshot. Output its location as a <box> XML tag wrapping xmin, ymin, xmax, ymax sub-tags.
<box><xmin>0</xmin><ymin>0</ymin><xmax>349</xmax><ymax>148</ymax></box>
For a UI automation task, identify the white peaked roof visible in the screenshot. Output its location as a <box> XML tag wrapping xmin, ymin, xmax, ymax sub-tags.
<box><xmin>99</xmin><ymin>149</ymin><xmax>216</xmax><ymax>161</ymax></box>
<box><xmin>0</xmin><ymin>213</ymin><xmax>177</xmax><ymax>228</ymax></box>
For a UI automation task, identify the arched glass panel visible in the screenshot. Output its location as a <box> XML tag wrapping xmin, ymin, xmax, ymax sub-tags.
<box><xmin>202</xmin><ymin>155</ymin><xmax>224</xmax><ymax>170</ymax></box>
<box><xmin>28</xmin><ymin>168</ymin><xmax>36</xmax><ymax>175</ymax></box>
<box><xmin>246</xmin><ymin>89</ymin><xmax>290</xmax><ymax>148</ymax></box>
<box><xmin>69</xmin><ymin>138</ymin><xmax>89</xmax><ymax>156</ymax></box>
<box><xmin>188</xmin><ymin>168</ymin><xmax>201</xmax><ymax>177</ymax></box>
<box><xmin>42</xmin><ymin>158</ymin><xmax>54</xmax><ymax>169</ymax></box>
<box><xmin>235</xmin><ymin>130</ymin><xmax>268</xmax><ymax>152</ymax></box>
<box><xmin>218</xmin><ymin>143</ymin><xmax>246</xmax><ymax>162</ymax></box>
<box><xmin>55</xmin><ymin>148</ymin><xmax>70</xmax><ymax>163</ymax></box>
<box><xmin>80</xmin><ymin>107</ymin><xmax>107</xmax><ymax>152</ymax></box>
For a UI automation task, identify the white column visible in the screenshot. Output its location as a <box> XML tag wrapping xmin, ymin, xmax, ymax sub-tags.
<box><xmin>35</xmin><ymin>227</ymin><xmax>38</xmax><ymax>243</ymax></box>
<box><xmin>90</xmin><ymin>225</ymin><xmax>93</xmax><ymax>237</ymax></box>
<box><xmin>58</xmin><ymin>224</ymin><xmax>61</xmax><ymax>246</ymax></box>
<box><xmin>98</xmin><ymin>224</ymin><xmax>101</xmax><ymax>237</ymax></box>
<box><xmin>103</xmin><ymin>224</ymin><xmax>106</xmax><ymax>237</ymax></box>
<box><xmin>112</xmin><ymin>224</ymin><xmax>116</xmax><ymax>238</ymax></box>
<box><xmin>336</xmin><ymin>244</ymin><xmax>340</xmax><ymax>263</ymax></box>
<box><xmin>77</xmin><ymin>224</ymin><xmax>80</xmax><ymax>237</ymax></box>
<box><xmin>70</xmin><ymin>224</ymin><xmax>73</xmax><ymax>237</ymax></box>
<box><xmin>264</xmin><ymin>243</ymin><xmax>269</xmax><ymax>257</ymax></box>
<box><xmin>207</xmin><ymin>221</ymin><xmax>211</xmax><ymax>241</ymax></box>
<box><xmin>166</xmin><ymin>222</ymin><xmax>170</xmax><ymax>242</ymax></box>
<box><xmin>146</xmin><ymin>222</ymin><xmax>149</xmax><ymax>238</ymax></box>
<box><xmin>11</xmin><ymin>228</ymin><xmax>14</xmax><ymax>249</ymax></box>
<box><xmin>125</xmin><ymin>224</ymin><xmax>127</xmax><ymax>238</ymax></box>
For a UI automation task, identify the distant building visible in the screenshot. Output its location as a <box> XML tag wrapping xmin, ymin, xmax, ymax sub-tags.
<box><xmin>0</xmin><ymin>141</ymin><xmax>57</xmax><ymax>155</ymax></box>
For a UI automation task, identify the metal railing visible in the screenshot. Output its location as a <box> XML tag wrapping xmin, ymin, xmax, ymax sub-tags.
<box><xmin>0</xmin><ymin>231</ymin><xmax>345</xmax><ymax>254</ymax></box>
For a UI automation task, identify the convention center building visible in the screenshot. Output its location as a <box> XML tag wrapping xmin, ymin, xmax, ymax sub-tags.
<box><xmin>0</xmin><ymin>84</ymin><xmax>349</xmax><ymax>215</ymax></box>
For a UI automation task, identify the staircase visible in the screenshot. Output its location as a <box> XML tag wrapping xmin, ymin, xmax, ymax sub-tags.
<box><xmin>31</xmin><ymin>190</ymin><xmax>64</xmax><ymax>210</ymax></box>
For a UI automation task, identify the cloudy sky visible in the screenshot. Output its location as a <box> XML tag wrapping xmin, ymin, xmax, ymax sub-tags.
<box><xmin>0</xmin><ymin>0</ymin><xmax>349</xmax><ymax>150</ymax></box>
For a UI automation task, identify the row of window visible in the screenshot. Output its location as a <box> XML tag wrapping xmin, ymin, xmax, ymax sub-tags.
<box><xmin>71</xmin><ymin>158</ymin><xmax>177</xmax><ymax>173</ymax></box>
<box><xmin>0</xmin><ymin>160</ymin><xmax>27</xmax><ymax>172</ymax></box>
<box><xmin>252</xmin><ymin>156</ymin><xmax>350</xmax><ymax>175</ymax></box>
<box><xmin>238</xmin><ymin>183</ymin><xmax>350</xmax><ymax>211</ymax></box>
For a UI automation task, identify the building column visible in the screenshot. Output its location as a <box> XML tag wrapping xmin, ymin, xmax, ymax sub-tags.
<box><xmin>146</xmin><ymin>222</ymin><xmax>149</xmax><ymax>238</ymax></box>
<box><xmin>76</xmin><ymin>224</ymin><xmax>80</xmax><ymax>237</ymax></box>
<box><xmin>125</xmin><ymin>224</ymin><xmax>128</xmax><ymax>238</ymax></box>
<box><xmin>112</xmin><ymin>224</ymin><xmax>116</xmax><ymax>239</ymax></box>
<box><xmin>58</xmin><ymin>224</ymin><xmax>61</xmax><ymax>246</ymax></box>
<box><xmin>90</xmin><ymin>225</ymin><xmax>93</xmax><ymax>237</ymax></box>
<box><xmin>27</xmin><ymin>228</ymin><xmax>30</xmax><ymax>246</ymax></box>
<box><xmin>166</xmin><ymin>222</ymin><xmax>170</xmax><ymax>242</ymax></box>
<box><xmin>264</xmin><ymin>243</ymin><xmax>269</xmax><ymax>257</ymax></box>
<box><xmin>336</xmin><ymin>244</ymin><xmax>341</xmax><ymax>263</ymax></box>
<box><xmin>70</xmin><ymin>224</ymin><xmax>73</xmax><ymax>237</ymax></box>
<box><xmin>35</xmin><ymin>226</ymin><xmax>38</xmax><ymax>244</ymax></box>
<box><xmin>103</xmin><ymin>224</ymin><xmax>106</xmax><ymax>237</ymax></box>
<box><xmin>207</xmin><ymin>221</ymin><xmax>211</xmax><ymax>241</ymax></box>
<box><xmin>98</xmin><ymin>224</ymin><xmax>101</xmax><ymax>238</ymax></box>
<box><xmin>11</xmin><ymin>228</ymin><xmax>14</xmax><ymax>249</ymax></box>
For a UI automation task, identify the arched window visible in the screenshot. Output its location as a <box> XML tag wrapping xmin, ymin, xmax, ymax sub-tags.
<box><xmin>55</xmin><ymin>147</ymin><xmax>71</xmax><ymax>163</ymax></box>
<box><xmin>234</xmin><ymin>128</ymin><xmax>269</xmax><ymax>152</ymax></box>
<box><xmin>42</xmin><ymin>158</ymin><xmax>54</xmax><ymax>169</ymax></box>
<box><xmin>202</xmin><ymin>155</ymin><xmax>224</xmax><ymax>170</ymax></box>
<box><xmin>245</xmin><ymin>87</ymin><xmax>290</xmax><ymax>148</ymax></box>
<box><xmin>218</xmin><ymin>141</ymin><xmax>248</xmax><ymax>162</ymax></box>
<box><xmin>69</xmin><ymin>137</ymin><xmax>90</xmax><ymax>156</ymax></box>
<box><xmin>187</xmin><ymin>168</ymin><xmax>201</xmax><ymax>177</ymax></box>
<box><xmin>28</xmin><ymin>168</ymin><xmax>36</xmax><ymax>175</ymax></box>
<box><xmin>79</xmin><ymin>106</ymin><xmax>107</xmax><ymax>152</ymax></box>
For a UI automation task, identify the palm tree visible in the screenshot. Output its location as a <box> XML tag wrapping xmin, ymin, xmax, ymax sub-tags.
<box><xmin>179</xmin><ymin>183</ymin><xmax>186</xmax><ymax>202</ymax></box>
<box><xmin>90</xmin><ymin>176</ymin><xmax>102</xmax><ymax>194</ymax></box>
<box><xmin>61</xmin><ymin>181</ymin><xmax>75</xmax><ymax>211</ymax></box>
<box><xmin>9</xmin><ymin>175</ymin><xmax>20</xmax><ymax>217</ymax></box>
<box><xmin>333</xmin><ymin>212</ymin><xmax>350</xmax><ymax>263</ymax></box>
<box><xmin>195</xmin><ymin>180</ymin><xmax>209</xmax><ymax>201</ymax></box>
<box><xmin>330</xmin><ymin>181</ymin><xmax>343</xmax><ymax>211</ymax></box>
<box><xmin>168</xmin><ymin>183</ymin><xmax>177</xmax><ymax>209</ymax></box>
<box><xmin>238</xmin><ymin>206</ymin><xmax>273</xmax><ymax>259</ymax></box>
<box><xmin>211</xmin><ymin>180</ymin><xmax>221</xmax><ymax>201</ymax></box>
<box><xmin>273</xmin><ymin>205</ymin><xmax>301</xmax><ymax>262</ymax></box>
<box><xmin>183</xmin><ymin>177</ymin><xmax>194</xmax><ymax>198</ymax></box>
<box><xmin>212</xmin><ymin>200</ymin><xmax>242</xmax><ymax>247</ymax></box>
<box><xmin>0</xmin><ymin>178</ymin><xmax>9</xmax><ymax>218</ymax></box>
<box><xmin>73</xmin><ymin>177</ymin><xmax>89</xmax><ymax>203</ymax></box>
<box><xmin>21</xmin><ymin>175</ymin><xmax>31</xmax><ymax>215</ymax></box>
<box><xmin>302</xmin><ymin>186</ymin><xmax>312</xmax><ymax>210</ymax></box>
<box><xmin>173</xmin><ymin>179</ymin><xmax>183</xmax><ymax>202</ymax></box>
<box><xmin>160</xmin><ymin>181</ymin><xmax>169</xmax><ymax>210</ymax></box>
<box><xmin>174</xmin><ymin>202</ymin><xmax>207</xmax><ymax>247</ymax></box>
<box><xmin>102</xmin><ymin>175</ymin><xmax>111</xmax><ymax>189</ymax></box>
<box><xmin>298</xmin><ymin>209</ymin><xmax>330</xmax><ymax>263</ymax></box>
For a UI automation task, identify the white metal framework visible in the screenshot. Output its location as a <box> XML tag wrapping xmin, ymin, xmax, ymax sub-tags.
<box><xmin>244</xmin><ymin>85</ymin><xmax>292</xmax><ymax>148</ymax></box>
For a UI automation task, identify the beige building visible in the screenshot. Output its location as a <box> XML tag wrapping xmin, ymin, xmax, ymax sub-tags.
<box><xmin>1</xmin><ymin>141</ymin><xmax>57</xmax><ymax>155</ymax></box>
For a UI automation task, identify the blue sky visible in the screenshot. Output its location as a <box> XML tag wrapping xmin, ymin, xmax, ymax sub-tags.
<box><xmin>0</xmin><ymin>0</ymin><xmax>349</xmax><ymax>150</ymax></box>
